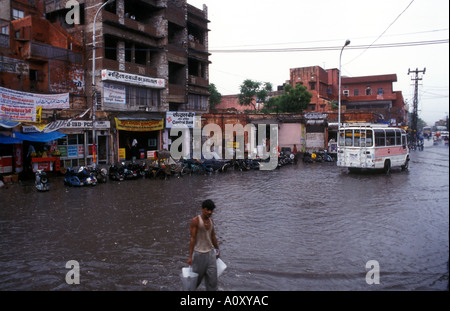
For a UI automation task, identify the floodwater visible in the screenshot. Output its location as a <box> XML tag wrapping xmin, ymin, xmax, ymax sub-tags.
<box><xmin>0</xmin><ymin>140</ymin><xmax>448</xmax><ymax>291</ymax></box>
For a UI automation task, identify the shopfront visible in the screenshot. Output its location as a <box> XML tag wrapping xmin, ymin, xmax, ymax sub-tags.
<box><xmin>22</xmin><ymin>120</ymin><xmax>111</xmax><ymax>169</ymax></box>
<box><xmin>13</xmin><ymin>131</ymin><xmax>67</xmax><ymax>174</ymax></box>
<box><xmin>55</xmin><ymin>120</ymin><xmax>111</xmax><ymax>168</ymax></box>
<box><xmin>114</xmin><ymin>117</ymin><xmax>164</xmax><ymax>162</ymax></box>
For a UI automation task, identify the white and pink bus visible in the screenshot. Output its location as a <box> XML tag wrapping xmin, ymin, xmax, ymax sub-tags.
<box><xmin>337</xmin><ymin>123</ymin><xmax>410</xmax><ymax>173</ymax></box>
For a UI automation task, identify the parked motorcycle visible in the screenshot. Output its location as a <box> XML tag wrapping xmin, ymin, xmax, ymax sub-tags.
<box><xmin>35</xmin><ymin>169</ymin><xmax>50</xmax><ymax>191</ymax></box>
<box><xmin>64</xmin><ymin>166</ymin><xmax>97</xmax><ymax>186</ymax></box>
<box><xmin>318</xmin><ymin>150</ymin><xmax>334</xmax><ymax>162</ymax></box>
<box><xmin>278</xmin><ymin>151</ymin><xmax>294</xmax><ymax>167</ymax></box>
<box><xmin>109</xmin><ymin>163</ymin><xmax>125</xmax><ymax>181</ymax></box>
<box><xmin>64</xmin><ymin>167</ymin><xmax>84</xmax><ymax>186</ymax></box>
<box><xmin>302</xmin><ymin>152</ymin><xmax>314</xmax><ymax>163</ymax></box>
<box><xmin>123</xmin><ymin>162</ymin><xmax>141</xmax><ymax>180</ymax></box>
<box><xmin>90</xmin><ymin>166</ymin><xmax>108</xmax><ymax>183</ymax></box>
<box><xmin>219</xmin><ymin>159</ymin><xmax>233</xmax><ymax>173</ymax></box>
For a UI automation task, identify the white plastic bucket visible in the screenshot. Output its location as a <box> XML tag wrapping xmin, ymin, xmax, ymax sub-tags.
<box><xmin>180</xmin><ymin>266</ymin><xmax>198</xmax><ymax>291</ymax></box>
<box><xmin>216</xmin><ymin>258</ymin><xmax>227</xmax><ymax>277</ymax></box>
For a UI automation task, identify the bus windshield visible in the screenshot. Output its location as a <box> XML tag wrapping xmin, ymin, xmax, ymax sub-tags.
<box><xmin>339</xmin><ymin>129</ymin><xmax>373</xmax><ymax>147</ymax></box>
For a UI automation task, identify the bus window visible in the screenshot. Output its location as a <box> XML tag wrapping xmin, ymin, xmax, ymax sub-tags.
<box><xmin>339</xmin><ymin>130</ymin><xmax>345</xmax><ymax>146</ymax></box>
<box><xmin>354</xmin><ymin>130</ymin><xmax>360</xmax><ymax>147</ymax></box>
<box><xmin>386</xmin><ymin>130</ymin><xmax>395</xmax><ymax>146</ymax></box>
<box><xmin>360</xmin><ymin>130</ymin><xmax>366</xmax><ymax>147</ymax></box>
<box><xmin>374</xmin><ymin>129</ymin><xmax>385</xmax><ymax>146</ymax></box>
<box><xmin>366</xmin><ymin>130</ymin><xmax>373</xmax><ymax>147</ymax></box>
<box><xmin>395</xmin><ymin>129</ymin><xmax>401</xmax><ymax>145</ymax></box>
<box><xmin>402</xmin><ymin>130</ymin><xmax>407</xmax><ymax>148</ymax></box>
<box><xmin>345</xmin><ymin>130</ymin><xmax>353</xmax><ymax>146</ymax></box>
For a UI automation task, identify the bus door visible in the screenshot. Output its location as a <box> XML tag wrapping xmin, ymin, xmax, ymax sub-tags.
<box><xmin>344</xmin><ymin>129</ymin><xmax>362</xmax><ymax>167</ymax></box>
<box><xmin>354</xmin><ymin>129</ymin><xmax>367</xmax><ymax>167</ymax></box>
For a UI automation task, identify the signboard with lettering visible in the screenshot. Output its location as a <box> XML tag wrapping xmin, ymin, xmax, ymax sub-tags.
<box><xmin>22</xmin><ymin>121</ymin><xmax>110</xmax><ymax>133</ymax></box>
<box><xmin>165</xmin><ymin>111</ymin><xmax>195</xmax><ymax>128</ymax></box>
<box><xmin>0</xmin><ymin>86</ymin><xmax>69</xmax><ymax>122</ymax></box>
<box><xmin>103</xmin><ymin>82</ymin><xmax>126</xmax><ymax>104</ymax></box>
<box><xmin>115</xmin><ymin>118</ymin><xmax>164</xmax><ymax>132</ymax></box>
<box><xmin>119</xmin><ymin>148</ymin><xmax>126</xmax><ymax>161</ymax></box>
<box><xmin>67</xmin><ymin>145</ymin><xmax>78</xmax><ymax>157</ymax></box>
<box><xmin>101</xmin><ymin>70</ymin><xmax>165</xmax><ymax>89</ymax></box>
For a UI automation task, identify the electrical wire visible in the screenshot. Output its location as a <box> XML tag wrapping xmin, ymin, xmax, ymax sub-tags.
<box><xmin>209</xmin><ymin>39</ymin><xmax>448</xmax><ymax>53</ymax></box>
<box><xmin>345</xmin><ymin>0</ymin><xmax>416</xmax><ymax>65</ymax></box>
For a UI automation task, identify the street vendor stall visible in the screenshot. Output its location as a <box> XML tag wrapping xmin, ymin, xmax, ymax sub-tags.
<box><xmin>13</xmin><ymin>131</ymin><xmax>66</xmax><ymax>173</ymax></box>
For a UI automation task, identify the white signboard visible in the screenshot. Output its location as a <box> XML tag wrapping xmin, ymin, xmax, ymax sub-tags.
<box><xmin>166</xmin><ymin>111</ymin><xmax>196</xmax><ymax>128</ymax></box>
<box><xmin>101</xmin><ymin>69</ymin><xmax>165</xmax><ymax>89</ymax></box>
<box><xmin>23</xmin><ymin>121</ymin><xmax>110</xmax><ymax>133</ymax></box>
<box><xmin>103</xmin><ymin>83</ymin><xmax>126</xmax><ymax>104</ymax></box>
<box><xmin>0</xmin><ymin>86</ymin><xmax>69</xmax><ymax>122</ymax></box>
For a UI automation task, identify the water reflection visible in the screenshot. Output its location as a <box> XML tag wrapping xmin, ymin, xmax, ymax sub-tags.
<box><xmin>0</xmin><ymin>143</ymin><xmax>448</xmax><ymax>290</ymax></box>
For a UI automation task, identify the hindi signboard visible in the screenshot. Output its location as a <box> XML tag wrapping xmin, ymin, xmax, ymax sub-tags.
<box><xmin>115</xmin><ymin>118</ymin><xmax>164</xmax><ymax>132</ymax></box>
<box><xmin>165</xmin><ymin>111</ymin><xmax>195</xmax><ymax>128</ymax></box>
<box><xmin>101</xmin><ymin>70</ymin><xmax>165</xmax><ymax>89</ymax></box>
<box><xmin>0</xmin><ymin>86</ymin><xmax>69</xmax><ymax>122</ymax></box>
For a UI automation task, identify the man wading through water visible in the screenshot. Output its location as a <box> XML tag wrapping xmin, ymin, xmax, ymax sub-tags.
<box><xmin>187</xmin><ymin>199</ymin><xmax>220</xmax><ymax>291</ymax></box>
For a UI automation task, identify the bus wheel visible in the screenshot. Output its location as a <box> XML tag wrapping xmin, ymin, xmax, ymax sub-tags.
<box><xmin>384</xmin><ymin>160</ymin><xmax>391</xmax><ymax>174</ymax></box>
<box><xmin>401</xmin><ymin>157</ymin><xmax>409</xmax><ymax>171</ymax></box>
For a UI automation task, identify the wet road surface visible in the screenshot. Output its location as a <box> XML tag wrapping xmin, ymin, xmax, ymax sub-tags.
<box><xmin>0</xmin><ymin>140</ymin><xmax>448</xmax><ymax>290</ymax></box>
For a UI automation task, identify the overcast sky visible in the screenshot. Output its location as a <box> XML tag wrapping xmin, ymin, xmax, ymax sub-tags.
<box><xmin>187</xmin><ymin>0</ymin><xmax>449</xmax><ymax>125</ymax></box>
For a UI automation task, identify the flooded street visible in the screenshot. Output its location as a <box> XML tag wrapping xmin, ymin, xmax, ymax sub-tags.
<box><xmin>0</xmin><ymin>140</ymin><xmax>448</xmax><ymax>291</ymax></box>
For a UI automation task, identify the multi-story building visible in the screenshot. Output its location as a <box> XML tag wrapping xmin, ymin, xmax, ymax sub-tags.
<box><xmin>1</xmin><ymin>0</ymin><xmax>86</xmax><ymax>174</ymax></box>
<box><xmin>215</xmin><ymin>65</ymin><xmax>407</xmax><ymax>127</ymax></box>
<box><xmin>290</xmin><ymin>66</ymin><xmax>334</xmax><ymax>113</ymax></box>
<box><xmin>289</xmin><ymin>66</ymin><xmax>407</xmax><ymax>126</ymax></box>
<box><xmin>340</xmin><ymin>74</ymin><xmax>407</xmax><ymax>126</ymax></box>
<box><xmin>0</xmin><ymin>0</ymin><xmax>83</xmax><ymax>99</ymax></box>
<box><xmin>1</xmin><ymin>0</ymin><xmax>210</xmax><ymax>171</ymax></box>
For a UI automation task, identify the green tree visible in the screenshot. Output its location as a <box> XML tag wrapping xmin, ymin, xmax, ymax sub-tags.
<box><xmin>264</xmin><ymin>84</ymin><xmax>312</xmax><ymax>113</ymax></box>
<box><xmin>208</xmin><ymin>83</ymin><xmax>222</xmax><ymax>110</ymax></box>
<box><xmin>238</xmin><ymin>79</ymin><xmax>272</xmax><ymax>111</ymax></box>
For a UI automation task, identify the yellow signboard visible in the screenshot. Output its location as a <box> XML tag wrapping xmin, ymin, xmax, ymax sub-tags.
<box><xmin>226</xmin><ymin>141</ymin><xmax>240</xmax><ymax>148</ymax></box>
<box><xmin>115</xmin><ymin>118</ymin><xmax>164</xmax><ymax>132</ymax></box>
<box><xmin>119</xmin><ymin>148</ymin><xmax>126</xmax><ymax>160</ymax></box>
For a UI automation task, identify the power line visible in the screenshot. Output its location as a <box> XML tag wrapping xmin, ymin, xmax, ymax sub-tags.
<box><xmin>209</xmin><ymin>39</ymin><xmax>448</xmax><ymax>54</ymax></box>
<box><xmin>345</xmin><ymin>0</ymin><xmax>416</xmax><ymax>65</ymax></box>
<box><xmin>211</xmin><ymin>28</ymin><xmax>448</xmax><ymax>49</ymax></box>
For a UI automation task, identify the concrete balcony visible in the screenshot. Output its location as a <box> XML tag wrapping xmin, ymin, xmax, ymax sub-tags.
<box><xmin>168</xmin><ymin>83</ymin><xmax>186</xmax><ymax>103</ymax></box>
<box><xmin>25</xmin><ymin>42</ymin><xmax>82</xmax><ymax>64</ymax></box>
<box><xmin>188</xmin><ymin>75</ymin><xmax>208</xmax><ymax>88</ymax></box>
<box><xmin>188</xmin><ymin>40</ymin><xmax>206</xmax><ymax>52</ymax></box>
<box><xmin>102</xmin><ymin>11</ymin><xmax>159</xmax><ymax>39</ymax></box>
<box><xmin>166</xmin><ymin>8</ymin><xmax>186</xmax><ymax>27</ymax></box>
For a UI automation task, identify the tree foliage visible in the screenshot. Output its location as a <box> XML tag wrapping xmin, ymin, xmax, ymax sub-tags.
<box><xmin>238</xmin><ymin>79</ymin><xmax>272</xmax><ymax>111</ymax></box>
<box><xmin>262</xmin><ymin>84</ymin><xmax>312</xmax><ymax>113</ymax></box>
<box><xmin>208</xmin><ymin>83</ymin><xmax>222</xmax><ymax>110</ymax></box>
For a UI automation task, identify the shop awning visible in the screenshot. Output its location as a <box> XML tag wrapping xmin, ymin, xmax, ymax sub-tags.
<box><xmin>0</xmin><ymin>120</ymin><xmax>20</xmax><ymax>128</ymax></box>
<box><xmin>0</xmin><ymin>134</ymin><xmax>22</xmax><ymax>144</ymax></box>
<box><xmin>13</xmin><ymin>131</ymin><xmax>66</xmax><ymax>142</ymax></box>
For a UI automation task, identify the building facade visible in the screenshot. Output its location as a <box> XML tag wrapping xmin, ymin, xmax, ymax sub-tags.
<box><xmin>215</xmin><ymin>66</ymin><xmax>407</xmax><ymax>126</ymax></box>
<box><xmin>1</xmin><ymin>0</ymin><xmax>210</xmax><ymax>171</ymax></box>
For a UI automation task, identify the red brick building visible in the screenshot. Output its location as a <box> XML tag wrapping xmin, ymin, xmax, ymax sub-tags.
<box><xmin>216</xmin><ymin>65</ymin><xmax>408</xmax><ymax>126</ymax></box>
<box><xmin>0</xmin><ymin>0</ymin><xmax>84</xmax><ymax>101</ymax></box>
<box><xmin>340</xmin><ymin>74</ymin><xmax>407</xmax><ymax>125</ymax></box>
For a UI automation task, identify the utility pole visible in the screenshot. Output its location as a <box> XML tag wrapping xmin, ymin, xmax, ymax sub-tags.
<box><xmin>408</xmin><ymin>67</ymin><xmax>426</xmax><ymax>145</ymax></box>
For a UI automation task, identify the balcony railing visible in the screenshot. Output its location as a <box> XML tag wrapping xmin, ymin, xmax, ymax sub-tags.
<box><xmin>188</xmin><ymin>75</ymin><xmax>208</xmax><ymax>87</ymax></box>
<box><xmin>169</xmin><ymin>83</ymin><xmax>186</xmax><ymax>97</ymax></box>
<box><xmin>188</xmin><ymin>40</ymin><xmax>206</xmax><ymax>52</ymax></box>
<box><xmin>102</xmin><ymin>10</ymin><xmax>158</xmax><ymax>38</ymax></box>
<box><xmin>28</xmin><ymin>42</ymin><xmax>82</xmax><ymax>63</ymax></box>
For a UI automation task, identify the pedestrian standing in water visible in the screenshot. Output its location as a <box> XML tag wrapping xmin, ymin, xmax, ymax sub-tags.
<box><xmin>187</xmin><ymin>199</ymin><xmax>220</xmax><ymax>291</ymax></box>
